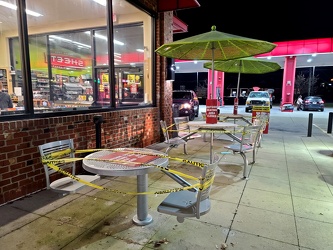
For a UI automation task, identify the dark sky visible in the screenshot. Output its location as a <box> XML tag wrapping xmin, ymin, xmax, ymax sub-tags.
<box><xmin>173</xmin><ymin>1</ymin><xmax>333</xmax><ymax>43</ymax></box>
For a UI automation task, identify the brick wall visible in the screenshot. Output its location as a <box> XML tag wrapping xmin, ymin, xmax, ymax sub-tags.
<box><xmin>0</xmin><ymin>108</ymin><xmax>161</xmax><ymax>204</ymax></box>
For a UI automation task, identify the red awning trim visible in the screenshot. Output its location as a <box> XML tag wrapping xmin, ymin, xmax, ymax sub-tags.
<box><xmin>158</xmin><ymin>0</ymin><xmax>200</xmax><ymax>12</ymax></box>
<box><xmin>258</xmin><ymin>38</ymin><xmax>333</xmax><ymax>57</ymax></box>
<box><xmin>173</xmin><ymin>16</ymin><xmax>188</xmax><ymax>33</ymax></box>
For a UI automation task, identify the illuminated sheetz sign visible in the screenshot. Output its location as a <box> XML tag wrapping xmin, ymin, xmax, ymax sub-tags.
<box><xmin>48</xmin><ymin>54</ymin><xmax>86</xmax><ymax>69</ymax></box>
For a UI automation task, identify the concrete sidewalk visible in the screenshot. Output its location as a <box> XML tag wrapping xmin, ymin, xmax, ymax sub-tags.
<box><xmin>1</xmin><ymin>106</ymin><xmax>333</xmax><ymax>250</ymax></box>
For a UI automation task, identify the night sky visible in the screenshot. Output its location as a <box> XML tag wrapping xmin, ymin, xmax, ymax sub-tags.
<box><xmin>174</xmin><ymin>1</ymin><xmax>333</xmax><ymax>43</ymax></box>
<box><xmin>172</xmin><ymin>1</ymin><xmax>333</xmax><ymax>102</ymax></box>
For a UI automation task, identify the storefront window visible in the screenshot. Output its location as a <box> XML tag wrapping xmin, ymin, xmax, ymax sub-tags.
<box><xmin>1</xmin><ymin>0</ymin><xmax>153</xmax><ymax>117</ymax></box>
<box><xmin>0</xmin><ymin>0</ymin><xmax>23</xmax><ymax>115</ymax></box>
<box><xmin>114</xmin><ymin>24</ymin><xmax>144</xmax><ymax>106</ymax></box>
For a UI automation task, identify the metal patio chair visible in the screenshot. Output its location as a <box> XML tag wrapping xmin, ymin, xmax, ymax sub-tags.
<box><xmin>173</xmin><ymin>116</ymin><xmax>201</xmax><ymax>140</ymax></box>
<box><xmin>160</xmin><ymin>120</ymin><xmax>188</xmax><ymax>154</ymax></box>
<box><xmin>223</xmin><ymin>125</ymin><xmax>262</xmax><ymax>178</ymax></box>
<box><xmin>157</xmin><ymin>154</ymin><xmax>221</xmax><ymax>223</ymax></box>
<box><xmin>38</xmin><ymin>139</ymin><xmax>100</xmax><ymax>194</ymax></box>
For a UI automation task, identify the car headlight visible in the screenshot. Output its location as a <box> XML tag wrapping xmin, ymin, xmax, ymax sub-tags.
<box><xmin>180</xmin><ymin>103</ymin><xmax>191</xmax><ymax>109</ymax></box>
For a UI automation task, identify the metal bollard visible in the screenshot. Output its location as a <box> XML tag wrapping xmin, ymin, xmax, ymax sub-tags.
<box><xmin>93</xmin><ymin>115</ymin><xmax>104</xmax><ymax>148</ymax></box>
<box><xmin>307</xmin><ymin>113</ymin><xmax>313</xmax><ymax>137</ymax></box>
<box><xmin>327</xmin><ymin>112</ymin><xmax>333</xmax><ymax>134</ymax></box>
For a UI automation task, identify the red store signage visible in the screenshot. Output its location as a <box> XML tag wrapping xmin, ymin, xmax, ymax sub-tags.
<box><xmin>46</xmin><ymin>54</ymin><xmax>86</xmax><ymax>69</ymax></box>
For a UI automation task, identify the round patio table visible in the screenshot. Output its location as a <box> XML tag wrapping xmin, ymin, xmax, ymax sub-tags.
<box><xmin>188</xmin><ymin>121</ymin><xmax>238</xmax><ymax>163</ymax></box>
<box><xmin>83</xmin><ymin>148</ymin><xmax>168</xmax><ymax>226</ymax></box>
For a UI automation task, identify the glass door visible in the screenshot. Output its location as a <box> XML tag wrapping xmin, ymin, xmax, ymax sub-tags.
<box><xmin>94</xmin><ymin>67</ymin><xmax>110</xmax><ymax>106</ymax></box>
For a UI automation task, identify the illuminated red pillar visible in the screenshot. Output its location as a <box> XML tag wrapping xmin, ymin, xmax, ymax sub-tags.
<box><xmin>207</xmin><ymin>70</ymin><xmax>224</xmax><ymax>101</ymax></box>
<box><xmin>216</xmin><ymin>71</ymin><xmax>224</xmax><ymax>106</ymax></box>
<box><xmin>281</xmin><ymin>56</ymin><xmax>296</xmax><ymax>108</ymax></box>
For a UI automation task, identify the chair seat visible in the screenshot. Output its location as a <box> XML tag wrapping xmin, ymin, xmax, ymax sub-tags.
<box><xmin>178</xmin><ymin>132</ymin><xmax>202</xmax><ymax>139</ymax></box>
<box><xmin>165</xmin><ymin>137</ymin><xmax>187</xmax><ymax>145</ymax></box>
<box><xmin>50</xmin><ymin>175</ymin><xmax>100</xmax><ymax>193</ymax></box>
<box><xmin>224</xmin><ymin>144</ymin><xmax>253</xmax><ymax>152</ymax></box>
<box><xmin>158</xmin><ymin>190</ymin><xmax>211</xmax><ymax>217</ymax></box>
<box><xmin>160</xmin><ymin>190</ymin><xmax>197</xmax><ymax>208</ymax></box>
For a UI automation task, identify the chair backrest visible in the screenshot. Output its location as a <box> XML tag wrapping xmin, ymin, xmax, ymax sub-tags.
<box><xmin>160</xmin><ymin>120</ymin><xmax>171</xmax><ymax>143</ymax></box>
<box><xmin>195</xmin><ymin>154</ymin><xmax>221</xmax><ymax>219</ymax></box>
<box><xmin>173</xmin><ymin>116</ymin><xmax>190</xmax><ymax>137</ymax></box>
<box><xmin>38</xmin><ymin>139</ymin><xmax>76</xmax><ymax>189</ymax></box>
<box><xmin>240</xmin><ymin>125</ymin><xmax>262</xmax><ymax>151</ymax></box>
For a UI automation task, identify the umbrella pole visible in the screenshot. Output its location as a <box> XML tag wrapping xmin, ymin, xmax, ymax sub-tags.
<box><xmin>236</xmin><ymin>71</ymin><xmax>241</xmax><ymax>98</ymax></box>
<box><xmin>236</xmin><ymin>60</ymin><xmax>242</xmax><ymax>98</ymax></box>
<box><xmin>233</xmin><ymin>68</ymin><xmax>241</xmax><ymax>115</ymax></box>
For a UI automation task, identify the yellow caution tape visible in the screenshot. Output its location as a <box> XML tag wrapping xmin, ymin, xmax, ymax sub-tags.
<box><xmin>162</xmin><ymin>126</ymin><xmax>245</xmax><ymax>134</ymax></box>
<box><xmin>42</xmin><ymin>148</ymin><xmax>214</xmax><ymax>195</ymax></box>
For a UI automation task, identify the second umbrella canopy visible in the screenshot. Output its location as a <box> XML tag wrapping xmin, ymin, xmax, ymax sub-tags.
<box><xmin>203</xmin><ymin>57</ymin><xmax>281</xmax><ymax>98</ymax></box>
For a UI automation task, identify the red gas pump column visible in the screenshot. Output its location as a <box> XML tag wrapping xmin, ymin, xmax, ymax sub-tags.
<box><xmin>281</xmin><ymin>56</ymin><xmax>296</xmax><ymax>112</ymax></box>
<box><xmin>216</xmin><ymin>71</ymin><xmax>225</xmax><ymax>106</ymax></box>
<box><xmin>207</xmin><ymin>69</ymin><xmax>219</xmax><ymax>99</ymax></box>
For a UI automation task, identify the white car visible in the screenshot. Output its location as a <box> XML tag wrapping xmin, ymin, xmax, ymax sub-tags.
<box><xmin>245</xmin><ymin>91</ymin><xmax>271</xmax><ymax>113</ymax></box>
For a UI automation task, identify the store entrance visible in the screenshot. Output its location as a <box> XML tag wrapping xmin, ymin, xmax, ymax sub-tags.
<box><xmin>114</xmin><ymin>67</ymin><xmax>144</xmax><ymax>106</ymax></box>
<box><xmin>95</xmin><ymin>67</ymin><xmax>110</xmax><ymax>106</ymax></box>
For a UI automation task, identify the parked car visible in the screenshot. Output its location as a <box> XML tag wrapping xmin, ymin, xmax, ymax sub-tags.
<box><xmin>172</xmin><ymin>90</ymin><xmax>199</xmax><ymax>121</ymax></box>
<box><xmin>245</xmin><ymin>91</ymin><xmax>271</xmax><ymax>113</ymax></box>
<box><xmin>301</xmin><ymin>96</ymin><xmax>324</xmax><ymax>111</ymax></box>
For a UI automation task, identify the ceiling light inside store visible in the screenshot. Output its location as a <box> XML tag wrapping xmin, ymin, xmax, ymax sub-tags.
<box><xmin>84</xmin><ymin>31</ymin><xmax>124</xmax><ymax>45</ymax></box>
<box><xmin>0</xmin><ymin>1</ymin><xmax>43</xmax><ymax>17</ymax></box>
<box><xmin>114</xmin><ymin>53</ymin><xmax>121</xmax><ymax>58</ymax></box>
<box><xmin>93</xmin><ymin>0</ymin><xmax>106</xmax><ymax>6</ymax></box>
<box><xmin>136</xmin><ymin>49</ymin><xmax>144</xmax><ymax>53</ymax></box>
<box><xmin>49</xmin><ymin>35</ymin><xmax>91</xmax><ymax>49</ymax></box>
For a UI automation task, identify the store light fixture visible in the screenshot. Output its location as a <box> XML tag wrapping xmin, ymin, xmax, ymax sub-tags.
<box><xmin>0</xmin><ymin>1</ymin><xmax>43</xmax><ymax>17</ymax></box>
<box><xmin>114</xmin><ymin>53</ymin><xmax>122</xmax><ymax>58</ymax></box>
<box><xmin>136</xmin><ymin>49</ymin><xmax>144</xmax><ymax>53</ymax></box>
<box><xmin>84</xmin><ymin>31</ymin><xmax>124</xmax><ymax>45</ymax></box>
<box><xmin>49</xmin><ymin>35</ymin><xmax>91</xmax><ymax>49</ymax></box>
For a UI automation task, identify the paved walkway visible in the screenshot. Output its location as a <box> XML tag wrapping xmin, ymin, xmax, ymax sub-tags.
<box><xmin>1</xmin><ymin>105</ymin><xmax>333</xmax><ymax>250</ymax></box>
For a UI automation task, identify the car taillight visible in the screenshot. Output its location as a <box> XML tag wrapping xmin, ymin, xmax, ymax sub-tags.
<box><xmin>320</xmin><ymin>100</ymin><xmax>324</xmax><ymax>104</ymax></box>
<box><xmin>304</xmin><ymin>100</ymin><xmax>310</xmax><ymax>104</ymax></box>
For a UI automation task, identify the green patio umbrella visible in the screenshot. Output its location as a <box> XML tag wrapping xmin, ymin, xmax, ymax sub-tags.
<box><xmin>203</xmin><ymin>57</ymin><xmax>281</xmax><ymax>99</ymax></box>
<box><xmin>156</xmin><ymin>25</ymin><xmax>277</xmax><ymax>98</ymax></box>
